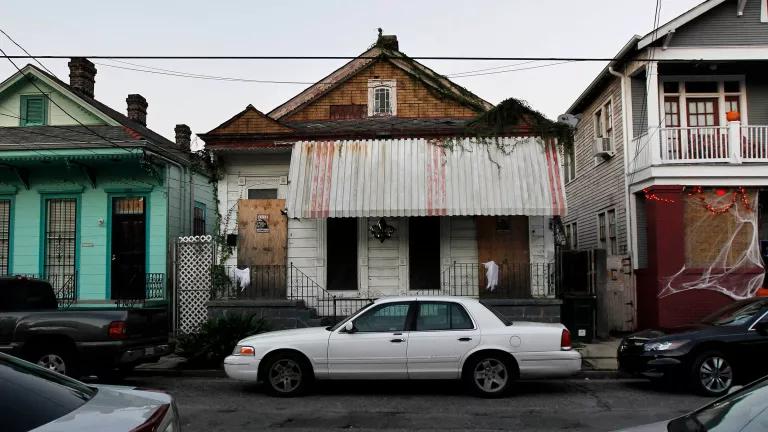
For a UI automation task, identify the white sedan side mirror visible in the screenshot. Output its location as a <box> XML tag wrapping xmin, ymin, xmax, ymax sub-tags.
<box><xmin>344</xmin><ymin>321</ymin><xmax>355</xmax><ymax>333</ymax></box>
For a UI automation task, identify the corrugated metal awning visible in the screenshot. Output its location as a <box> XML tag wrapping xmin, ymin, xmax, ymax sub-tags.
<box><xmin>286</xmin><ymin>137</ymin><xmax>566</xmax><ymax>218</ymax></box>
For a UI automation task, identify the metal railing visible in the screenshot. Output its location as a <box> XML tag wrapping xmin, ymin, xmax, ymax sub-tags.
<box><xmin>209</xmin><ymin>264</ymin><xmax>373</xmax><ymax>323</ymax></box>
<box><xmin>3</xmin><ymin>272</ymin><xmax>77</xmax><ymax>308</ymax></box>
<box><xmin>211</xmin><ymin>265</ymin><xmax>287</xmax><ymax>299</ymax></box>
<box><xmin>440</xmin><ymin>262</ymin><xmax>556</xmax><ymax>299</ymax></box>
<box><xmin>113</xmin><ymin>273</ymin><xmax>167</xmax><ymax>308</ymax></box>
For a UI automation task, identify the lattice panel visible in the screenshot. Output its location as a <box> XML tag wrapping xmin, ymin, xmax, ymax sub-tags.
<box><xmin>175</xmin><ymin>235</ymin><xmax>214</xmax><ymax>334</ymax></box>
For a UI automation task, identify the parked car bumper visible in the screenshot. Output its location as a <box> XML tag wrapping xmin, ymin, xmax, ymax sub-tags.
<box><xmin>516</xmin><ymin>350</ymin><xmax>582</xmax><ymax>378</ymax></box>
<box><xmin>618</xmin><ymin>351</ymin><xmax>686</xmax><ymax>379</ymax></box>
<box><xmin>224</xmin><ymin>355</ymin><xmax>261</xmax><ymax>381</ymax></box>
<box><xmin>78</xmin><ymin>339</ymin><xmax>172</xmax><ymax>369</ymax></box>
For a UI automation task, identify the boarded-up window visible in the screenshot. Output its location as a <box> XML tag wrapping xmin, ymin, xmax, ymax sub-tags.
<box><xmin>685</xmin><ymin>190</ymin><xmax>755</xmax><ymax>267</ymax></box>
<box><xmin>329</xmin><ymin>104</ymin><xmax>366</xmax><ymax>120</ymax></box>
<box><xmin>327</xmin><ymin>218</ymin><xmax>358</xmax><ymax>290</ymax></box>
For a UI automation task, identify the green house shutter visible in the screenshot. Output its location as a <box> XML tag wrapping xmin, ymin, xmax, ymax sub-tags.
<box><xmin>20</xmin><ymin>95</ymin><xmax>47</xmax><ymax>126</ymax></box>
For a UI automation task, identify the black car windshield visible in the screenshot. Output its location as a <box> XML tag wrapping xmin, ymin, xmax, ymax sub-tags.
<box><xmin>0</xmin><ymin>353</ymin><xmax>97</xmax><ymax>432</ymax></box>
<box><xmin>668</xmin><ymin>376</ymin><xmax>768</xmax><ymax>432</ymax></box>
<box><xmin>700</xmin><ymin>300</ymin><xmax>765</xmax><ymax>327</ymax></box>
<box><xmin>330</xmin><ymin>302</ymin><xmax>375</xmax><ymax>331</ymax></box>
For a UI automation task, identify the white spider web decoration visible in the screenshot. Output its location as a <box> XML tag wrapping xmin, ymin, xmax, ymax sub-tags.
<box><xmin>659</xmin><ymin>189</ymin><xmax>764</xmax><ymax>300</ymax></box>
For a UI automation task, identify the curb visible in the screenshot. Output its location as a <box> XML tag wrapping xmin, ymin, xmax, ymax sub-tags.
<box><xmin>132</xmin><ymin>368</ymin><xmax>226</xmax><ymax>378</ymax></box>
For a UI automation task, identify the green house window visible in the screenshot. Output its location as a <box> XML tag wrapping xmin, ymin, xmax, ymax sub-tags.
<box><xmin>193</xmin><ymin>202</ymin><xmax>206</xmax><ymax>235</ymax></box>
<box><xmin>20</xmin><ymin>95</ymin><xmax>48</xmax><ymax>126</ymax></box>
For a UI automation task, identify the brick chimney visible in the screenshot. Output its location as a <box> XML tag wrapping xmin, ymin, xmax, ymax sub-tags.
<box><xmin>68</xmin><ymin>58</ymin><xmax>97</xmax><ymax>98</ymax></box>
<box><xmin>375</xmin><ymin>32</ymin><xmax>399</xmax><ymax>51</ymax></box>
<box><xmin>126</xmin><ymin>94</ymin><xmax>148</xmax><ymax>126</ymax></box>
<box><xmin>175</xmin><ymin>124</ymin><xmax>192</xmax><ymax>151</ymax></box>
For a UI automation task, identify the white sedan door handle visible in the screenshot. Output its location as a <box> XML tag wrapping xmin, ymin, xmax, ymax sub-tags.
<box><xmin>390</xmin><ymin>338</ymin><xmax>405</xmax><ymax>343</ymax></box>
<box><xmin>458</xmin><ymin>337</ymin><xmax>472</xmax><ymax>342</ymax></box>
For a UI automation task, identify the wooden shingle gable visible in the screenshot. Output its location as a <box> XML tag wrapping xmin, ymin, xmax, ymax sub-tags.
<box><xmin>204</xmin><ymin>104</ymin><xmax>294</xmax><ymax>136</ymax></box>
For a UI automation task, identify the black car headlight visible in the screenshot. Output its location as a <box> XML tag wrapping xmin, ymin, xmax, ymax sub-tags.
<box><xmin>644</xmin><ymin>340</ymin><xmax>688</xmax><ymax>352</ymax></box>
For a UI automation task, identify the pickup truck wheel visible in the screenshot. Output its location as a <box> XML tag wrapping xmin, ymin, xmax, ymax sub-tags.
<box><xmin>464</xmin><ymin>354</ymin><xmax>515</xmax><ymax>398</ymax></box>
<box><xmin>31</xmin><ymin>347</ymin><xmax>78</xmax><ymax>377</ymax></box>
<box><xmin>263</xmin><ymin>353</ymin><xmax>310</xmax><ymax>397</ymax></box>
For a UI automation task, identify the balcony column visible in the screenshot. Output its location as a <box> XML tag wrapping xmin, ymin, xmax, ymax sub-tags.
<box><xmin>646</xmin><ymin>61</ymin><xmax>662</xmax><ymax>165</ymax></box>
<box><xmin>728</xmin><ymin>120</ymin><xmax>742</xmax><ymax>164</ymax></box>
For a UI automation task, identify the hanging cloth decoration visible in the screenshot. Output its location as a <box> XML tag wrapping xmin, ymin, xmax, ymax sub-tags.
<box><xmin>233</xmin><ymin>267</ymin><xmax>251</xmax><ymax>292</ymax></box>
<box><xmin>483</xmin><ymin>261</ymin><xmax>500</xmax><ymax>292</ymax></box>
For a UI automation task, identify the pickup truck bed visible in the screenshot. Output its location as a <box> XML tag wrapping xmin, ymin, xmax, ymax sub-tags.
<box><xmin>0</xmin><ymin>277</ymin><xmax>170</xmax><ymax>378</ymax></box>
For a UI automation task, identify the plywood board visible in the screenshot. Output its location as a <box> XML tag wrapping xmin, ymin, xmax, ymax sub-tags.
<box><xmin>237</xmin><ymin>199</ymin><xmax>287</xmax><ymax>266</ymax></box>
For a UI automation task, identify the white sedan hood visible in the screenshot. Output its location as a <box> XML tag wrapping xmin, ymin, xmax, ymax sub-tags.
<box><xmin>239</xmin><ymin>326</ymin><xmax>330</xmax><ymax>344</ymax></box>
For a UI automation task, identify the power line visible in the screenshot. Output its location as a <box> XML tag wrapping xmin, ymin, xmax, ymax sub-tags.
<box><xmin>448</xmin><ymin>60</ymin><xmax>576</xmax><ymax>78</ymax></box>
<box><xmin>0</xmin><ymin>54</ymin><xmax>697</xmax><ymax>62</ymax></box>
<box><xmin>446</xmin><ymin>60</ymin><xmax>538</xmax><ymax>77</ymax></box>
<box><xmin>96</xmin><ymin>61</ymin><xmax>318</xmax><ymax>85</ymax></box>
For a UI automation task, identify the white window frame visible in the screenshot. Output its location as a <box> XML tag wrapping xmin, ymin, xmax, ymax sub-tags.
<box><xmin>563</xmin><ymin>145</ymin><xmax>576</xmax><ymax>183</ymax></box>
<box><xmin>597</xmin><ymin>208</ymin><xmax>617</xmax><ymax>255</ymax></box>
<box><xmin>592</xmin><ymin>97</ymin><xmax>615</xmax><ymax>163</ymax></box>
<box><xmin>367</xmin><ymin>79</ymin><xmax>397</xmax><ymax>116</ymax></box>
<box><xmin>659</xmin><ymin>75</ymin><xmax>748</xmax><ymax>128</ymax></box>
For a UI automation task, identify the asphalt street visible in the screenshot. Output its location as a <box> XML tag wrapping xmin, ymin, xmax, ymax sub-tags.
<box><xmin>117</xmin><ymin>374</ymin><xmax>712</xmax><ymax>431</ymax></box>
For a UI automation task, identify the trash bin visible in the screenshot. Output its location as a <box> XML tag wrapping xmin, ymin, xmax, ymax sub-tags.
<box><xmin>561</xmin><ymin>294</ymin><xmax>596</xmax><ymax>342</ymax></box>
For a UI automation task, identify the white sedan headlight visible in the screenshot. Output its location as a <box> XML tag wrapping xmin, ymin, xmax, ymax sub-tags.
<box><xmin>232</xmin><ymin>345</ymin><xmax>255</xmax><ymax>356</ymax></box>
<box><xmin>644</xmin><ymin>340</ymin><xmax>687</xmax><ymax>352</ymax></box>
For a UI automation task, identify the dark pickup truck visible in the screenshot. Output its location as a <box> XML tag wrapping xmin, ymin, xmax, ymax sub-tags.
<box><xmin>0</xmin><ymin>276</ymin><xmax>170</xmax><ymax>378</ymax></box>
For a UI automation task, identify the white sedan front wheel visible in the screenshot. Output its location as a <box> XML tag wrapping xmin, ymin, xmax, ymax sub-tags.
<box><xmin>263</xmin><ymin>353</ymin><xmax>310</xmax><ymax>397</ymax></box>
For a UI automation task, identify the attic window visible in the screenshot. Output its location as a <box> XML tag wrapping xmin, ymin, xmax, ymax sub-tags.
<box><xmin>20</xmin><ymin>95</ymin><xmax>47</xmax><ymax>126</ymax></box>
<box><xmin>368</xmin><ymin>79</ymin><xmax>397</xmax><ymax>116</ymax></box>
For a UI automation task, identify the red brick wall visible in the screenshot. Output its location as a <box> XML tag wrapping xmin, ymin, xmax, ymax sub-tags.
<box><xmin>285</xmin><ymin>60</ymin><xmax>479</xmax><ymax>121</ymax></box>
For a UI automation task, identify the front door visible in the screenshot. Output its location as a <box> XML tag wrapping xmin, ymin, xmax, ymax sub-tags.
<box><xmin>477</xmin><ymin>216</ymin><xmax>530</xmax><ymax>297</ymax></box>
<box><xmin>406</xmin><ymin>301</ymin><xmax>480</xmax><ymax>379</ymax></box>
<box><xmin>111</xmin><ymin>197</ymin><xmax>146</xmax><ymax>300</ymax></box>
<box><xmin>236</xmin><ymin>199</ymin><xmax>287</xmax><ymax>298</ymax></box>
<box><xmin>327</xmin><ymin>301</ymin><xmax>413</xmax><ymax>379</ymax></box>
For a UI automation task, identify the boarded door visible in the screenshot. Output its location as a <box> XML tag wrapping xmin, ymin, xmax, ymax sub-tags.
<box><xmin>237</xmin><ymin>199</ymin><xmax>287</xmax><ymax>298</ymax></box>
<box><xmin>477</xmin><ymin>216</ymin><xmax>530</xmax><ymax>298</ymax></box>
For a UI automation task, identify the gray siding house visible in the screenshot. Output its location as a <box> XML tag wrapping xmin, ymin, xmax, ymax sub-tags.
<box><xmin>564</xmin><ymin>0</ymin><xmax>768</xmax><ymax>331</ymax></box>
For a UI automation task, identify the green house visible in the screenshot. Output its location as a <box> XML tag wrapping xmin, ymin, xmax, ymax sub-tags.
<box><xmin>0</xmin><ymin>58</ymin><xmax>215</xmax><ymax>307</ymax></box>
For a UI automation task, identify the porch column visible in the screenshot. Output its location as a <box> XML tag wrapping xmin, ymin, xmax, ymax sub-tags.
<box><xmin>646</xmin><ymin>61</ymin><xmax>662</xmax><ymax>166</ymax></box>
<box><xmin>728</xmin><ymin>120</ymin><xmax>742</xmax><ymax>164</ymax></box>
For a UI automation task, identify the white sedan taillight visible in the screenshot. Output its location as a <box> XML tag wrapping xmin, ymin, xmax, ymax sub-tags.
<box><xmin>561</xmin><ymin>329</ymin><xmax>572</xmax><ymax>351</ymax></box>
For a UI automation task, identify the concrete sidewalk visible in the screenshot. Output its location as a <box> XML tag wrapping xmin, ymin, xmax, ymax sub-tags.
<box><xmin>576</xmin><ymin>338</ymin><xmax>621</xmax><ymax>371</ymax></box>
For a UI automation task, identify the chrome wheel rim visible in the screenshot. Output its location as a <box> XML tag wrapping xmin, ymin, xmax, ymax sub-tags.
<box><xmin>269</xmin><ymin>359</ymin><xmax>302</xmax><ymax>393</ymax></box>
<box><xmin>473</xmin><ymin>358</ymin><xmax>508</xmax><ymax>393</ymax></box>
<box><xmin>699</xmin><ymin>356</ymin><xmax>732</xmax><ymax>393</ymax></box>
<box><xmin>38</xmin><ymin>354</ymin><xmax>67</xmax><ymax>375</ymax></box>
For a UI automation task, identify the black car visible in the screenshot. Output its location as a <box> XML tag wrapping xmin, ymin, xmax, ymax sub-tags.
<box><xmin>618</xmin><ymin>297</ymin><xmax>768</xmax><ymax>396</ymax></box>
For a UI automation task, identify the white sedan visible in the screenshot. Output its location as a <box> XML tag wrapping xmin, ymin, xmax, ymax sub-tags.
<box><xmin>224</xmin><ymin>296</ymin><xmax>581</xmax><ymax>397</ymax></box>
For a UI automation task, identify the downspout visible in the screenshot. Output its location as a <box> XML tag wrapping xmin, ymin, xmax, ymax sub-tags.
<box><xmin>609</xmin><ymin>65</ymin><xmax>637</xmax><ymax>327</ymax></box>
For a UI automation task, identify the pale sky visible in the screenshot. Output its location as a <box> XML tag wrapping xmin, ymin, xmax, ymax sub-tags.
<box><xmin>0</xmin><ymin>0</ymin><xmax>702</xmax><ymax>147</ymax></box>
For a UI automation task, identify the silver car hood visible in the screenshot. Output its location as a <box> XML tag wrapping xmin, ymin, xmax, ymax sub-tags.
<box><xmin>32</xmin><ymin>384</ymin><xmax>171</xmax><ymax>432</ymax></box>
<box><xmin>614</xmin><ymin>420</ymin><xmax>669</xmax><ymax>431</ymax></box>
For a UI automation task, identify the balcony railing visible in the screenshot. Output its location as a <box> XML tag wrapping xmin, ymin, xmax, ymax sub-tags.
<box><xmin>640</xmin><ymin>124</ymin><xmax>768</xmax><ymax>165</ymax></box>
<box><xmin>661</xmin><ymin>126</ymin><xmax>730</xmax><ymax>162</ymax></box>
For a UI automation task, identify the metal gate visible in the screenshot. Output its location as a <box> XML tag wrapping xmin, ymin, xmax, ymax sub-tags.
<box><xmin>174</xmin><ymin>235</ymin><xmax>215</xmax><ymax>334</ymax></box>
